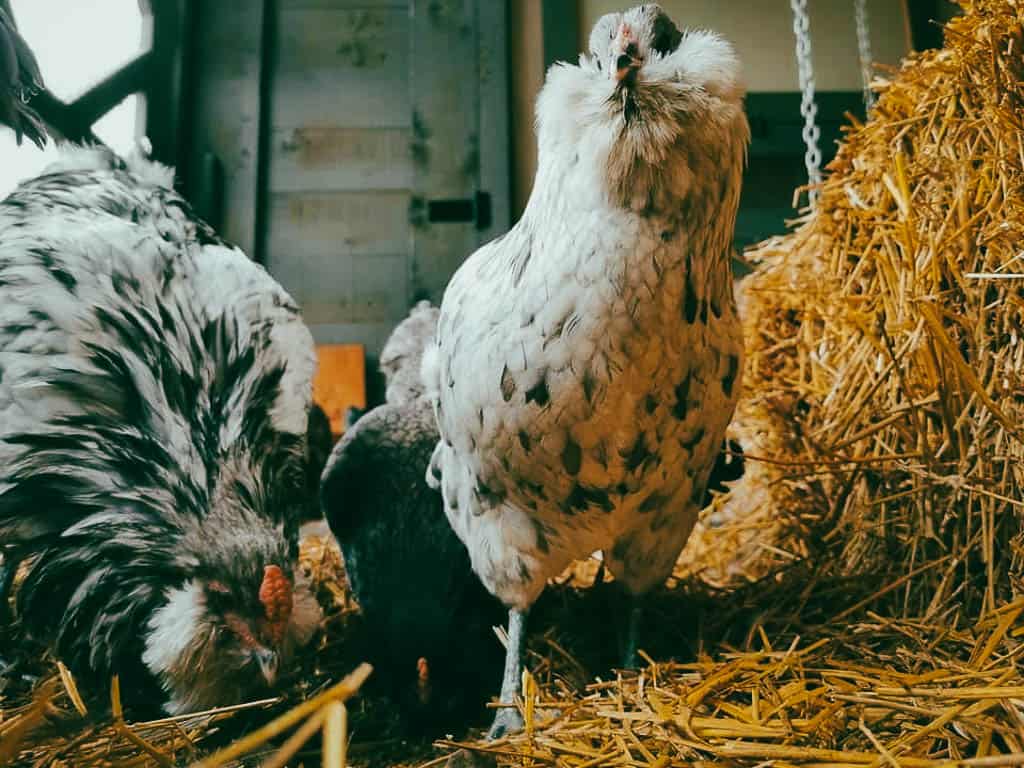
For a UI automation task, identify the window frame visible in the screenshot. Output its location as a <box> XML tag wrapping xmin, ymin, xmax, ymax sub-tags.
<box><xmin>3</xmin><ymin>0</ymin><xmax>189</xmax><ymax>168</ymax></box>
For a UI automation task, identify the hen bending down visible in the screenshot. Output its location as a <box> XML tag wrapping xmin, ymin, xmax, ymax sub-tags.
<box><xmin>0</xmin><ymin>146</ymin><xmax>321</xmax><ymax>714</ymax></box>
<box><xmin>423</xmin><ymin>5</ymin><xmax>749</xmax><ymax>737</ymax></box>
<box><xmin>322</xmin><ymin>301</ymin><xmax>502</xmax><ymax>734</ymax></box>
<box><xmin>0</xmin><ymin>6</ymin><xmax>46</xmax><ymax>148</ymax></box>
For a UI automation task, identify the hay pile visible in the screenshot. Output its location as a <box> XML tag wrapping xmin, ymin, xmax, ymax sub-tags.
<box><xmin>725</xmin><ymin>0</ymin><xmax>1024</xmax><ymax>615</ymax></box>
<box><xmin>443</xmin><ymin>598</ymin><xmax>1024</xmax><ymax>767</ymax></box>
<box><xmin>446</xmin><ymin>0</ymin><xmax>1024</xmax><ymax>765</ymax></box>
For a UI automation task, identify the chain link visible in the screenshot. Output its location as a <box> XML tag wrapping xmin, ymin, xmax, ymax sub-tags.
<box><xmin>789</xmin><ymin>0</ymin><xmax>822</xmax><ymax>208</ymax></box>
<box><xmin>854</xmin><ymin>0</ymin><xmax>876</xmax><ymax>111</ymax></box>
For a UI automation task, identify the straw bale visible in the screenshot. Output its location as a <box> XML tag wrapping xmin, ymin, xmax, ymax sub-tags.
<box><xmin>694</xmin><ymin>0</ymin><xmax>1024</xmax><ymax>615</ymax></box>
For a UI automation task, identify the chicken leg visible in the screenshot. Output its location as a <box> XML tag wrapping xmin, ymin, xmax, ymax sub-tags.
<box><xmin>622</xmin><ymin>595</ymin><xmax>642</xmax><ymax>670</ymax></box>
<box><xmin>487</xmin><ymin>607</ymin><xmax>527</xmax><ymax>740</ymax></box>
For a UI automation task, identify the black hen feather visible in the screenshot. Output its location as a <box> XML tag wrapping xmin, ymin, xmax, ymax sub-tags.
<box><xmin>322</xmin><ymin>398</ymin><xmax>503</xmax><ymax>734</ymax></box>
<box><xmin>0</xmin><ymin>7</ymin><xmax>46</xmax><ymax>148</ymax></box>
<box><xmin>321</xmin><ymin>307</ymin><xmax>502</xmax><ymax>735</ymax></box>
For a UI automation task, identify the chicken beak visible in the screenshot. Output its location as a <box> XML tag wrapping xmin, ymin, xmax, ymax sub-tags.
<box><xmin>613</xmin><ymin>22</ymin><xmax>641</xmax><ymax>81</ymax></box>
<box><xmin>255</xmin><ymin>648</ymin><xmax>279</xmax><ymax>686</ymax></box>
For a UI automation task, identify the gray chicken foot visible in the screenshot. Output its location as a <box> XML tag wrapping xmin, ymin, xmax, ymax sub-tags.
<box><xmin>487</xmin><ymin>607</ymin><xmax>527</xmax><ymax>740</ymax></box>
<box><xmin>621</xmin><ymin>595</ymin><xmax>643</xmax><ymax>670</ymax></box>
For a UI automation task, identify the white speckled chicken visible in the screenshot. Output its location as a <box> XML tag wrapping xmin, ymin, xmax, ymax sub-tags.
<box><xmin>422</xmin><ymin>4</ymin><xmax>748</xmax><ymax>737</ymax></box>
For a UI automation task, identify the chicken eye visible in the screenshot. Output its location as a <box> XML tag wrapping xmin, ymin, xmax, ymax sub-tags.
<box><xmin>224</xmin><ymin>613</ymin><xmax>258</xmax><ymax>646</ymax></box>
<box><xmin>203</xmin><ymin>580</ymin><xmax>233</xmax><ymax>612</ymax></box>
<box><xmin>650</xmin><ymin>14</ymin><xmax>683</xmax><ymax>55</ymax></box>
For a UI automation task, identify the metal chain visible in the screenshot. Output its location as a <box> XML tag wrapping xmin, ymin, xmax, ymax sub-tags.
<box><xmin>854</xmin><ymin>0</ymin><xmax>876</xmax><ymax>111</ymax></box>
<box><xmin>789</xmin><ymin>0</ymin><xmax>822</xmax><ymax>208</ymax></box>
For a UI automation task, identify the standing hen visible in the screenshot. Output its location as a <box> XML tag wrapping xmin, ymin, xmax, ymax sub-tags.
<box><xmin>0</xmin><ymin>146</ymin><xmax>322</xmax><ymax>714</ymax></box>
<box><xmin>423</xmin><ymin>4</ymin><xmax>749</xmax><ymax>737</ymax></box>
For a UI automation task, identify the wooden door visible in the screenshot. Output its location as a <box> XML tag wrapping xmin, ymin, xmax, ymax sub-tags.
<box><xmin>265</xmin><ymin>0</ymin><xmax>510</xmax><ymax>362</ymax></box>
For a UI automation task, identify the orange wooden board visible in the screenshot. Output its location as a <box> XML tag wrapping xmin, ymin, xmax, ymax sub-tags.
<box><xmin>313</xmin><ymin>344</ymin><xmax>366</xmax><ymax>436</ymax></box>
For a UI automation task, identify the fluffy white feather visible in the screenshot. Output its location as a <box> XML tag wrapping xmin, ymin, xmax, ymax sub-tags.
<box><xmin>424</xmin><ymin>6</ymin><xmax>748</xmax><ymax>611</ymax></box>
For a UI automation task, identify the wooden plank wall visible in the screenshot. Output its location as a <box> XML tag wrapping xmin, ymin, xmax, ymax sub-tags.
<box><xmin>267</xmin><ymin>0</ymin><xmax>413</xmax><ymax>360</ymax></box>
<box><xmin>185</xmin><ymin>0</ymin><xmax>269</xmax><ymax>258</ymax></box>
<box><xmin>408</xmin><ymin>0</ymin><xmax>481</xmax><ymax>304</ymax></box>
<box><xmin>185</xmin><ymin>0</ymin><xmax>510</xmax><ymax>407</ymax></box>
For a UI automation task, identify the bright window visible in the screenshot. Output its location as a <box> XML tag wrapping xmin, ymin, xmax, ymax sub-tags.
<box><xmin>0</xmin><ymin>0</ymin><xmax>148</xmax><ymax>198</ymax></box>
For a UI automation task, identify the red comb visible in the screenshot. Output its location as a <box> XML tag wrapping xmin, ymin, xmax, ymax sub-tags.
<box><xmin>259</xmin><ymin>564</ymin><xmax>293</xmax><ymax>643</ymax></box>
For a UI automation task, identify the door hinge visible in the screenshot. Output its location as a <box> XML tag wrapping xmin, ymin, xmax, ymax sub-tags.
<box><xmin>426</xmin><ymin>191</ymin><xmax>492</xmax><ymax>230</ymax></box>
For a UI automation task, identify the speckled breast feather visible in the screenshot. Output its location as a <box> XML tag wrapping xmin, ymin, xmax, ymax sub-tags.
<box><xmin>425</xmin><ymin>27</ymin><xmax>749</xmax><ymax>610</ymax></box>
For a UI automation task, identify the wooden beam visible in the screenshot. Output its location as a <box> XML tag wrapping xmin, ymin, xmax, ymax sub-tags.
<box><xmin>479</xmin><ymin>0</ymin><xmax>512</xmax><ymax>239</ymax></box>
<box><xmin>145</xmin><ymin>0</ymin><xmax>192</xmax><ymax>172</ymax></box>
<box><xmin>253</xmin><ymin>0</ymin><xmax>276</xmax><ymax>266</ymax></box>
<box><xmin>66</xmin><ymin>53</ymin><xmax>151</xmax><ymax>131</ymax></box>
<box><xmin>183</xmin><ymin>0</ymin><xmax>268</xmax><ymax>259</ymax></box>
<box><xmin>541</xmin><ymin>0</ymin><xmax>578</xmax><ymax>71</ymax></box>
<box><xmin>30</xmin><ymin>92</ymin><xmax>100</xmax><ymax>146</ymax></box>
<box><xmin>410</xmin><ymin>0</ymin><xmax>483</xmax><ymax>303</ymax></box>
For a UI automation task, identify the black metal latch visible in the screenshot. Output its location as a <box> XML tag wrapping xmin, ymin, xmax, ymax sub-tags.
<box><xmin>426</xmin><ymin>191</ymin><xmax>492</xmax><ymax>230</ymax></box>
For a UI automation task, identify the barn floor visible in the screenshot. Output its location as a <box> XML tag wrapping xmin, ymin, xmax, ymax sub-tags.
<box><xmin>0</xmin><ymin>507</ymin><xmax>790</xmax><ymax>766</ymax></box>
<box><xmin>0</xmin><ymin>519</ymin><xmax>921</xmax><ymax>768</ymax></box>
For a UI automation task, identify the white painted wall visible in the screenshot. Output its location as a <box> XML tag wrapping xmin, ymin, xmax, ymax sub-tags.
<box><xmin>579</xmin><ymin>0</ymin><xmax>910</xmax><ymax>93</ymax></box>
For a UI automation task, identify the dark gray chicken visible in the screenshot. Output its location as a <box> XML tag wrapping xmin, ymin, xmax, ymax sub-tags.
<box><xmin>321</xmin><ymin>303</ymin><xmax>502</xmax><ymax>734</ymax></box>
<box><xmin>0</xmin><ymin>6</ymin><xmax>46</xmax><ymax>148</ymax></box>
<box><xmin>0</xmin><ymin>146</ymin><xmax>321</xmax><ymax>714</ymax></box>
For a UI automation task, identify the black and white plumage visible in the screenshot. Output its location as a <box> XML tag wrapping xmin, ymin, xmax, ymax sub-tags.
<box><xmin>321</xmin><ymin>304</ymin><xmax>501</xmax><ymax>732</ymax></box>
<box><xmin>379</xmin><ymin>300</ymin><xmax>440</xmax><ymax>406</ymax></box>
<box><xmin>423</xmin><ymin>5</ymin><xmax>749</xmax><ymax>737</ymax></box>
<box><xmin>0</xmin><ymin>146</ymin><xmax>321</xmax><ymax>714</ymax></box>
<box><xmin>303</xmin><ymin>403</ymin><xmax>334</xmax><ymax>521</ymax></box>
<box><xmin>0</xmin><ymin>6</ymin><xmax>46</xmax><ymax>148</ymax></box>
